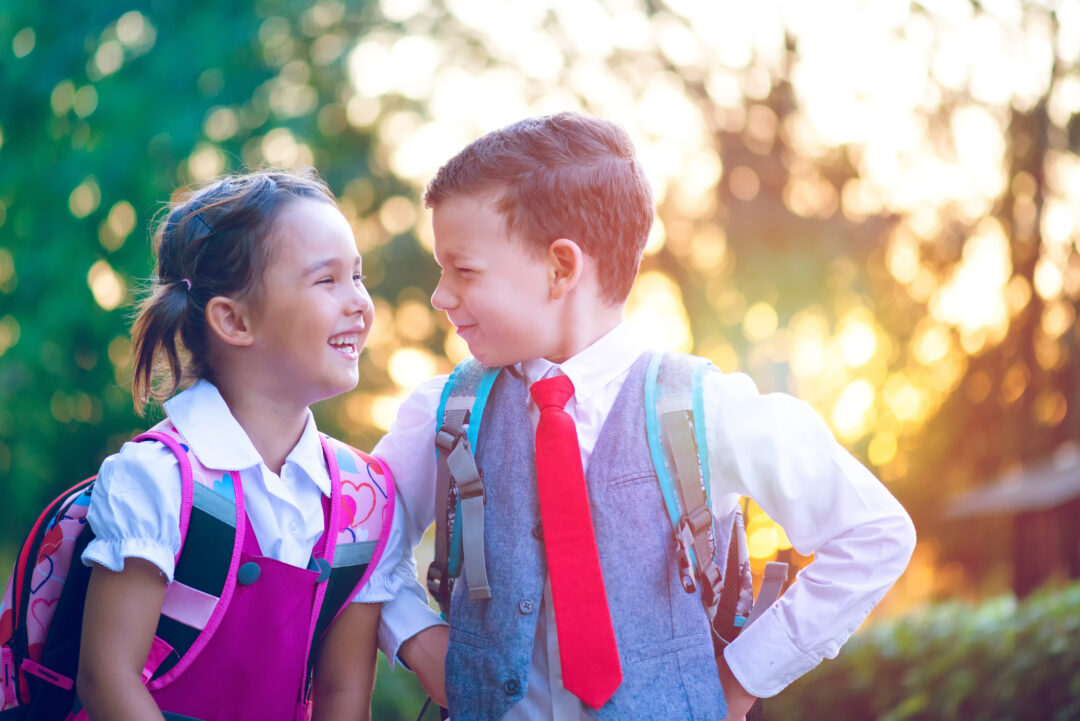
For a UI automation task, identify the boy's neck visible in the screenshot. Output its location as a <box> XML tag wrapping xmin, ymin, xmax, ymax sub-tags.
<box><xmin>542</xmin><ymin>302</ymin><xmax>625</xmax><ymax>365</ymax></box>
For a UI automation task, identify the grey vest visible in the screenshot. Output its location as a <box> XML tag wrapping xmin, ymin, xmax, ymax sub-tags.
<box><xmin>445</xmin><ymin>353</ymin><xmax>727</xmax><ymax>720</ymax></box>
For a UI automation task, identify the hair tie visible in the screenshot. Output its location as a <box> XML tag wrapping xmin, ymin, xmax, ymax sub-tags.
<box><xmin>181</xmin><ymin>278</ymin><xmax>192</xmax><ymax>290</ymax></box>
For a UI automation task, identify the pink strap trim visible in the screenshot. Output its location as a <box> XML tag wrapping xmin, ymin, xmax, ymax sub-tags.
<box><xmin>141</xmin><ymin>635</ymin><xmax>176</xmax><ymax>683</ymax></box>
<box><xmin>296</xmin><ymin>436</ymin><xmax>346</xmax><ymax>696</ymax></box>
<box><xmin>20</xmin><ymin>658</ymin><xmax>73</xmax><ymax>691</ymax></box>
<box><xmin>320</xmin><ymin>448</ymin><xmax>397</xmax><ymax>634</ymax></box>
<box><xmin>2</xmin><ymin>646</ymin><xmax>17</xmax><ymax>702</ymax></box>
<box><xmin>65</xmin><ymin>711</ymin><xmax>90</xmax><ymax>721</ymax></box>
<box><xmin>133</xmin><ymin>429</ymin><xmax>195</xmax><ymax>566</ymax></box>
<box><xmin>147</xmin><ymin>468</ymin><xmax>245</xmax><ymax>692</ymax></box>
<box><xmin>161</xmin><ymin>581</ymin><xmax>218</xmax><ymax>631</ymax></box>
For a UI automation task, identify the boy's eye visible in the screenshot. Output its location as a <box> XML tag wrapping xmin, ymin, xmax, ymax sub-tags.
<box><xmin>317</xmin><ymin>276</ymin><xmax>334</xmax><ymax>285</ymax></box>
<box><xmin>352</xmin><ymin>272</ymin><xmax>366</xmax><ymax>284</ymax></box>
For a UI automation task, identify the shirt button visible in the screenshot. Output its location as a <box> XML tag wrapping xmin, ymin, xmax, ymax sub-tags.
<box><xmin>518</xmin><ymin>599</ymin><xmax>535</xmax><ymax>614</ymax></box>
<box><xmin>531</xmin><ymin>524</ymin><xmax>543</xmax><ymax>541</ymax></box>
<box><xmin>503</xmin><ymin>678</ymin><xmax>520</xmax><ymax>696</ymax></box>
<box><xmin>289</xmin><ymin>521</ymin><xmax>302</xmax><ymax>536</ymax></box>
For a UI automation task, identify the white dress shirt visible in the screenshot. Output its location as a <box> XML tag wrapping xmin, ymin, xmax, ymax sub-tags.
<box><xmin>82</xmin><ymin>379</ymin><xmax>408</xmax><ymax>603</ymax></box>
<box><xmin>375</xmin><ymin>322</ymin><xmax>917</xmax><ymax>713</ymax></box>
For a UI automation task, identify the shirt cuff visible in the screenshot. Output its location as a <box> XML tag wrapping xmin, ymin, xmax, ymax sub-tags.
<box><xmin>81</xmin><ymin>537</ymin><xmax>176</xmax><ymax>582</ymax></box>
<box><xmin>723</xmin><ymin>602</ymin><xmax>823</xmax><ymax>698</ymax></box>
<box><xmin>377</xmin><ymin>583</ymin><xmax>446</xmax><ymax>669</ymax></box>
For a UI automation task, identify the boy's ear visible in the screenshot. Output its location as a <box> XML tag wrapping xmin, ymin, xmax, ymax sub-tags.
<box><xmin>546</xmin><ymin>238</ymin><xmax>584</xmax><ymax>300</ymax></box>
<box><xmin>205</xmin><ymin>296</ymin><xmax>255</xmax><ymax>347</ymax></box>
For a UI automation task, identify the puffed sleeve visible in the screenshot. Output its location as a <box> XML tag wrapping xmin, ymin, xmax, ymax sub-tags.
<box><xmin>81</xmin><ymin>439</ymin><xmax>184</xmax><ymax>581</ymax></box>
<box><xmin>351</xmin><ymin>490</ymin><xmax>423</xmax><ymax>603</ymax></box>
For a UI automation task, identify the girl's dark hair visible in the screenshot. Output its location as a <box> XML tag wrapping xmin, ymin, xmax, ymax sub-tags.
<box><xmin>130</xmin><ymin>167</ymin><xmax>336</xmax><ymax>414</ymax></box>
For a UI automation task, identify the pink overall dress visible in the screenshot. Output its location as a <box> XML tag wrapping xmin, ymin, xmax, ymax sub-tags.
<box><xmin>67</xmin><ymin>423</ymin><xmax>395</xmax><ymax>721</ymax></box>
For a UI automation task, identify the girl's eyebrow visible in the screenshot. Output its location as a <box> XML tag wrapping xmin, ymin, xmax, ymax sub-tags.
<box><xmin>303</xmin><ymin>255</ymin><xmax>360</xmax><ymax>275</ymax></box>
<box><xmin>303</xmin><ymin>258</ymin><xmax>338</xmax><ymax>275</ymax></box>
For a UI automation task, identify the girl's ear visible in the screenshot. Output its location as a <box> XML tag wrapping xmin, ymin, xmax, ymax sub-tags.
<box><xmin>205</xmin><ymin>296</ymin><xmax>255</xmax><ymax>346</ymax></box>
<box><xmin>547</xmin><ymin>238</ymin><xmax>584</xmax><ymax>300</ymax></box>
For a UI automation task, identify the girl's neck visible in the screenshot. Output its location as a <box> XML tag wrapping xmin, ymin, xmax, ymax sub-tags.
<box><xmin>215</xmin><ymin>381</ymin><xmax>309</xmax><ymax>475</ymax></box>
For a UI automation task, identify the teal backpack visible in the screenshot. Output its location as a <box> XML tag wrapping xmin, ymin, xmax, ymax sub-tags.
<box><xmin>426</xmin><ymin>351</ymin><xmax>788</xmax><ymax>655</ymax></box>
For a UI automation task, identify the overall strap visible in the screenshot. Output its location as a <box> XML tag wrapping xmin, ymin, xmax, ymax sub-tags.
<box><xmin>428</xmin><ymin>359</ymin><xmax>499</xmax><ymax>615</ymax></box>
<box><xmin>644</xmin><ymin>352</ymin><xmax>724</xmax><ymax>613</ymax></box>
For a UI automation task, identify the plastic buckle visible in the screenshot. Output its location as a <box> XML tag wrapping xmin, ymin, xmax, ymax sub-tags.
<box><xmin>457</xmin><ymin>468</ymin><xmax>485</xmax><ymax>502</ymax></box>
<box><xmin>698</xmin><ymin>562</ymin><xmax>723</xmax><ymax>607</ymax></box>
<box><xmin>435</xmin><ymin>427</ymin><xmax>461</xmax><ymax>453</ymax></box>
<box><xmin>686</xmin><ymin>505</ymin><xmax>712</xmax><ymax>535</ymax></box>
<box><xmin>674</xmin><ymin>523</ymin><xmax>696</xmax><ymax>593</ymax></box>
<box><xmin>426</xmin><ymin>561</ymin><xmax>449</xmax><ymax>601</ymax></box>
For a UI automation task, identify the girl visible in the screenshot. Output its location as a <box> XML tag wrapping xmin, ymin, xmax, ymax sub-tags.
<box><xmin>75</xmin><ymin>169</ymin><xmax>441</xmax><ymax>721</ymax></box>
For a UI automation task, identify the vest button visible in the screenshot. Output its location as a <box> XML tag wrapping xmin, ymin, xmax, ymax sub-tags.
<box><xmin>503</xmin><ymin>678</ymin><xmax>520</xmax><ymax>696</ymax></box>
<box><xmin>237</xmin><ymin>561</ymin><xmax>261</xmax><ymax>585</ymax></box>
<box><xmin>518</xmin><ymin>599</ymin><xmax>535</xmax><ymax>614</ymax></box>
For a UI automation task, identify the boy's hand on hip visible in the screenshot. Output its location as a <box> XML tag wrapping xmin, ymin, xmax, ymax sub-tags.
<box><xmin>717</xmin><ymin>652</ymin><xmax>756</xmax><ymax>721</ymax></box>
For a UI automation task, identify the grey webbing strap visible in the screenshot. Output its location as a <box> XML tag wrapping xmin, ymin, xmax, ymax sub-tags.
<box><xmin>661</xmin><ymin>409</ymin><xmax>723</xmax><ymax>608</ymax></box>
<box><xmin>447</xmin><ymin>438</ymin><xmax>490</xmax><ymax>600</ymax></box>
<box><xmin>743</xmin><ymin>562</ymin><xmax>787</xmax><ymax>629</ymax></box>
<box><xmin>429</xmin><ymin>408</ymin><xmax>468</xmax><ymax>612</ymax></box>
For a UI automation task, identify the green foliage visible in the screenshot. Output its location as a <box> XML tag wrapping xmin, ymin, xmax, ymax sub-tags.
<box><xmin>768</xmin><ymin>583</ymin><xmax>1080</xmax><ymax>721</ymax></box>
<box><xmin>372</xmin><ymin>655</ymin><xmax>431</xmax><ymax>721</ymax></box>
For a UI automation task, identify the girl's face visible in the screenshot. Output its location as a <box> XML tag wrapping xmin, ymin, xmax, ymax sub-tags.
<box><xmin>247</xmin><ymin>198</ymin><xmax>373</xmax><ymax>407</ymax></box>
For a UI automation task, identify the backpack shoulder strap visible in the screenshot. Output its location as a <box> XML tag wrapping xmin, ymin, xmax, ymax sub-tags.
<box><xmin>308</xmin><ymin>438</ymin><xmax>396</xmax><ymax>675</ymax></box>
<box><xmin>644</xmin><ymin>352</ymin><xmax>724</xmax><ymax>610</ymax></box>
<box><xmin>427</xmin><ymin>359</ymin><xmax>499</xmax><ymax>615</ymax></box>
<box><xmin>135</xmin><ymin>422</ymin><xmax>248</xmax><ymax>689</ymax></box>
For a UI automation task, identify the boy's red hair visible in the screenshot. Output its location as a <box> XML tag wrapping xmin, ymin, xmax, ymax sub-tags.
<box><xmin>424</xmin><ymin>112</ymin><xmax>654</xmax><ymax>304</ymax></box>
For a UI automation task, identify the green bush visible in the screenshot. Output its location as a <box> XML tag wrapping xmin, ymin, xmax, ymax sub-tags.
<box><xmin>767</xmin><ymin>583</ymin><xmax>1080</xmax><ymax>721</ymax></box>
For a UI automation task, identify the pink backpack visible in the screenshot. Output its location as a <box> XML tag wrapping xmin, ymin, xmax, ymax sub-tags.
<box><xmin>0</xmin><ymin>421</ymin><xmax>394</xmax><ymax>719</ymax></box>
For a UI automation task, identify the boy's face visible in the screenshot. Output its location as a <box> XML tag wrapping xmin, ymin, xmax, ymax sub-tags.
<box><xmin>430</xmin><ymin>194</ymin><xmax>559</xmax><ymax>368</ymax></box>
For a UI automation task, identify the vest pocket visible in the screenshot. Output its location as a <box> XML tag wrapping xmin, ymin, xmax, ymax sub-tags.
<box><xmin>605</xmin><ymin>469</ymin><xmax>656</xmax><ymax>490</ymax></box>
<box><xmin>448</xmin><ymin>625</ymin><xmax>488</xmax><ymax>649</ymax></box>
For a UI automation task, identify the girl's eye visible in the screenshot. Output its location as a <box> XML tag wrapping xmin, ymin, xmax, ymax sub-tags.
<box><xmin>317</xmin><ymin>277</ymin><xmax>334</xmax><ymax>285</ymax></box>
<box><xmin>352</xmin><ymin>273</ymin><xmax>366</xmax><ymax>284</ymax></box>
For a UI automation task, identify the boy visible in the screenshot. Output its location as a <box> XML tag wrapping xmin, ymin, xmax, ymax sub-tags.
<box><xmin>374</xmin><ymin>112</ymin><xmax>917</xmax><ymax>720</ymax></box>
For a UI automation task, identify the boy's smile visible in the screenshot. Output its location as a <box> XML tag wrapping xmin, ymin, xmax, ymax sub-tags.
<box><xmin>430</xmin><ymin>194</ymin><xmax>558</xmax><ymax>368</ymax></box>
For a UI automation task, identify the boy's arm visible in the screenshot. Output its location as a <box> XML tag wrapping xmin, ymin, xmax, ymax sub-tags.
<box><xmin>704</xmin><ymin>370</ymin><xmax>917</xmax><ymax>699</ymax></box>
<box><xmin>370</xmin><ymin>375</ymin><xmax>449</xmax><ymax>667</ymax></box>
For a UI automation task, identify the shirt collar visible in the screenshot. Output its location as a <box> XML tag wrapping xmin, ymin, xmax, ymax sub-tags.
<box><xmin>163</xmin><ymin>379</ymin><xmax>331</xmax><ymax>497</ymax></box>
<box><xmin>516</xmin><ymin>322</ymin><xmax>644</xmax><ymax>403</ymax></box>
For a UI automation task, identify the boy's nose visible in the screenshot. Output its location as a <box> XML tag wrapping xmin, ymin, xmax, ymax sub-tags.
<box><xmin>430</xmin><ymin>277</ymin><xmax>456</xmax><ymax>311</ymax></box>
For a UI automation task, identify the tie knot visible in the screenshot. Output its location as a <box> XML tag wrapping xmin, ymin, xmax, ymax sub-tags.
<box><xmin>530</xmin><ymin>374</ymin><xmax>575</xmax><ymax>411</ymax></box>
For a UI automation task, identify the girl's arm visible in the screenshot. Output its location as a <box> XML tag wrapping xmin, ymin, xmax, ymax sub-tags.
<box><xmin>312</xmin><ymin>602</ymin><xmax>382</xmax><ymax>721</ymax></box>
<box><xmin>77</xmin><ymin>558</ymin><xmax>168</xmax><ymax>721</ymax></box>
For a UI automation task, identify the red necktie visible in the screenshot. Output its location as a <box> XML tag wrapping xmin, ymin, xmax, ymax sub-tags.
<box><xmin>530</xmin><ymin>374</ymin><xmax>622</xmax><ymax>710</ymax></box>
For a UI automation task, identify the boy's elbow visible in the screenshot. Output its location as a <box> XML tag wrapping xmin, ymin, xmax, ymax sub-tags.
<box><xmin>890</xmin><ymin>511</ymin><xmax>918</xmax><ymax>571</ymax></box>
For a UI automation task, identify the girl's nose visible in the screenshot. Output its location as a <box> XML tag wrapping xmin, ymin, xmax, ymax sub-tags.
<box><xmin>350</xmin><ymin>281</ymin><xmax>372</xmax><ymax>315</ymax></box>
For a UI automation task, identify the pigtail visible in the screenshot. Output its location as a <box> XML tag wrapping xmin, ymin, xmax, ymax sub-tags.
<box><xmin>130</xmin><ymin>280</ymin><xmax>190</xmax><ymax>414</ymax></box>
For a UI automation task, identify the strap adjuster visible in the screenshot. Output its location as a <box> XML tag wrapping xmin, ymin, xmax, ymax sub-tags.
<box><xmin>674</xmin><ymin>523</ymin><xmax>696</xmax><ymax>593</ymax></box>
<box><xmin>426</xmin><ymin>560</ymin><xmax>451</xmax><ymax>601</ymax></box>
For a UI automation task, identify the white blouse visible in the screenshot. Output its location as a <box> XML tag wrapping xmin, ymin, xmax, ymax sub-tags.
<box><xmin>81</xmin><ymin>379</ymin><xmax>408</xmax><ymax>603</ymax></box>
